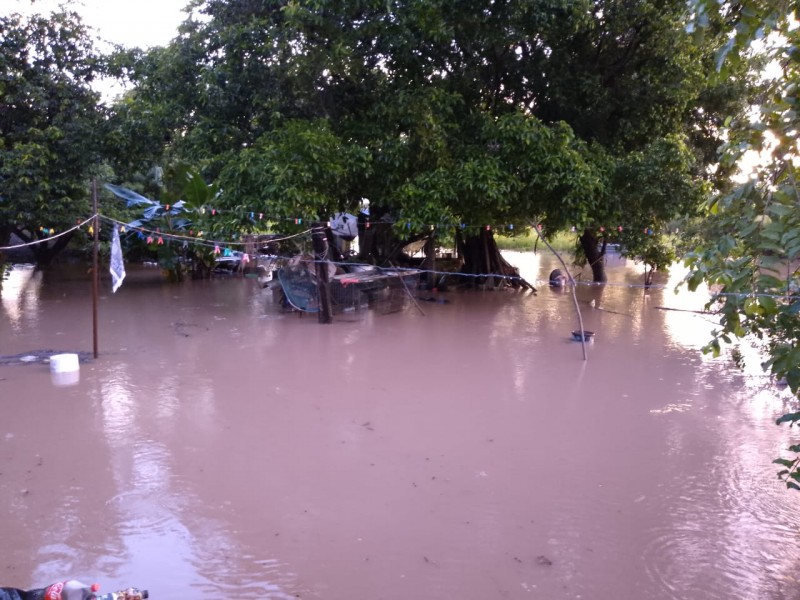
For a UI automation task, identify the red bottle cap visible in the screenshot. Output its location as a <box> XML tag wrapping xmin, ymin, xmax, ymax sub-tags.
<box><xmin>91</xmin><ymin>583</ymin><xmax>100</xmax><ymax>592</ymax></box>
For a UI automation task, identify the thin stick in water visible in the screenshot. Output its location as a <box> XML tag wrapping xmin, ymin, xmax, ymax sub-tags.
<box><xmin>532</xmin><ymin>225</ymin><xmax>587</xmax><ymax>361</ymax></box>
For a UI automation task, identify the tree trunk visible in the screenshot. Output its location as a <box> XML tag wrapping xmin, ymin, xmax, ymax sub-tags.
<box><xmin>13</xmin><ymin>227</ymin><xmax>74</xmax><ymax>267</ymax></box>
<box><xmin>356</xmin><ymin>214</ymin><xmax>427</xmax><ymax>267</ymax></box>
<box><xmin>644</xmin><ymin>265</ymin><xmax>655</xmax><ymax>288</ymax></box>
<box><xmin>357</xmin><ymin>217</ymin><xmax>399</xmax><ymax>264</ymax></box>
<box><xmin>423</xmin><ymin>234</ymin><xmax>436</xmax><ymax>289</ymax></box>
<box><xmin>461</xmin><ymin>228</ymin><xmax>535</xmax><ymax>291</ymax></box>
<box><xmin>0</xmin><ymin>225</ymin><xmax>10</xmax><ymax>265</ymax></box>
<box><xmin>579</xmin><ymin>228</ymin><xmax>607</xmax><ymax>283</ymax></box>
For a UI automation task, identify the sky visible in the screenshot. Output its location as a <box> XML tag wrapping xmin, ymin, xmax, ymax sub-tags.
<box><xmin>7</xmin><ymin>0</ymin><xmax>190</xmax><ymax>98</ymax></box>
<box><xmin>7</xmin><ymin>0</ymin><xmax>188</xmax><ymax>49</ymax></box>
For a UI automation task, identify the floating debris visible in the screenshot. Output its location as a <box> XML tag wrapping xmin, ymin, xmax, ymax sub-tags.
<box><xmin>571</xmin><ymin>330</ymin><xmax>595</xmax><ymax>342</ymax></box>
<box><xmin>172</xmin><ymin>321</ymin><xmax>209</xmax><ymax>338</ymax></box>
<box><xmin>0</xmin><ymin>350</ymin><xmax>92</xmax><ymax>367</ymax></box>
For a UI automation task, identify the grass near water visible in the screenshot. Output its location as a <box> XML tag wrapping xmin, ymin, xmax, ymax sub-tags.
<box><xmin>494</xmin><ymin>231</ymin><xmax>577</xmax><ymax>252</ymax></box>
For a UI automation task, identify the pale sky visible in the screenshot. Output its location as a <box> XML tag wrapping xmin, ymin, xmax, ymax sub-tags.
<box><xmin>8</xmin><ymin>0</ymin><xmax>190</xmax><ymax>99</ymax></box>
<box><xmin>7</xmin><ymin>0</ymin><xmax>188</xmax><ymax>49</ymax></box>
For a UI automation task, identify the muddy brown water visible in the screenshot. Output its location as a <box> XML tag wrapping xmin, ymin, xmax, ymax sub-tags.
<box><xmin>1</xmin><ymin>252</ymin><xmax>799</xmax><ymax>600</ymax></box>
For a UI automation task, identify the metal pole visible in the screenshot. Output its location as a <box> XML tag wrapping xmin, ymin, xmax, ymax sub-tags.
<box><xmin>92</xmin><ymin>180</ymin><xmax>99</xmax><ymax>358</ymax></box>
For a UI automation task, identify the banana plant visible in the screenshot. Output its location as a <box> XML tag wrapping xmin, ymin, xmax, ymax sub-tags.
<box><xmin>105</xmin><ymin>168</ymin><xmax>224</xmax><ymax>281</ymax></box>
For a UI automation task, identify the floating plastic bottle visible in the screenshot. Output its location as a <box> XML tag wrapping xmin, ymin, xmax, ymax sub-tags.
<box><xmin>15</xmin><ymin>580</ymin><xmax>149</xmax><ymax>600</ymax></box>
<box><xmin>95</xmin><ymin>588</ymin><xmax>148</xmax><ymax>600</ymax></box>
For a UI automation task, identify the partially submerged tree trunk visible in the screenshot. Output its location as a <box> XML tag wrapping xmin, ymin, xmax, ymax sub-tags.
<box><xmin>423</xmin><ymin>234</ymin><xmax>436</xmax><ymax>289</ymax></box>
<box><xmin>644</xmin><ymin>264</ymin><xmax>656</xmax><ymax>288</ymax></box>
<box><xmin>579</xmin><ymin>228</ymin><xmax>607</xmax><ymax>283</ymax></box>
<box><xmin>12</xmin><ymin>227</ymin><xmax>74</xmax><ymax>267</ymax></box>
<box><xmin>0</xmin><ymin>225</ymin><xmax>10</xmax><ymax>266</ymax></box>
<box><xmin>357</xmin><ymin>217</ymin><xmax>401</xmax><ymax>264</ymax></box>
<box><xmin>189</xmin><ymin>258</ymin><xmax>210</xmax><ymax>281</ymax></box>
<box><xmin>357</xmin><ymin>214</ymin><xmax>425</xmax><ymax>267</ymax></box>
<box><xmin>354</xmin><ymin>219</ymin><xmax>533</xmax><ymax>291</ymax></box>
<box><xmin>460</xmin><ymin>228</ymin><xmax>535</xmax><ymax>291</ymax></box>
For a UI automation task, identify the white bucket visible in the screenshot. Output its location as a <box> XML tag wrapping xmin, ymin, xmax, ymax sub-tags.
<box><xmin>50</xmin><ymin>353</ymin><xmax>80</xmax><ymax>386</ymax></box>
<box><xmin>50</xmin><ymin>353</ymin><xmax>80</xmax><ymax>373</ymax></box>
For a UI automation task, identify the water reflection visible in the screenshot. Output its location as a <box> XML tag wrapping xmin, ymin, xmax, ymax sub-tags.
<box><xmin>2</xmin><ymin>265</ymin><xmax>42</xmax><ymax>331</ymax></box>
<box><xmin>2</xmin><ymin>255</ymin><xmax>800</xmax><ymax>599</ymax></box>
<box><xmin>659</xmin><ymin>262</ymin><xmax>721</xmax><ymax>351</ymax></box>
<box><xmin>505</xmin><ymin>251</ymin><xmax>800</xmax><ymax>600</ymax></box>
<box><xmin>94</xmin><ymin>360</ymin><xmax>300</xmax><ymax>598</ymax></box>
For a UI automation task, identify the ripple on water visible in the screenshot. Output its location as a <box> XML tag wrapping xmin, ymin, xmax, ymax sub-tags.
<box><xmin>35</xmin><ymin>542</ymin><xmax>79</xmax><ymax>572</ymax></box>
<box><xmin>8</xmin><ymin>257</ymin><xmax>800</xmax><ymax>600</ymax></box>
<box><xmin>100</xmin><ymin>478</ymin><xmax>302</xmax><ymax>598</ymax></box>
<box><xmin>642</xmin><ymin>435</ymin><xmax>800</xmax><ymax>599</ymax></box>
<box><xmin>190</xmin><ymin>556</ymin><xmax>300</xmax><ymax>600</ymax></box>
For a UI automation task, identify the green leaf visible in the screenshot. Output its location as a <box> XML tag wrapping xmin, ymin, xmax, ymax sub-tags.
<box><xmin>758</xmin><ymin>295</ymin><xmax>778</xmax><ymax>313</ymax></box>
<box><xmin>776</xmin><ymin>413</ymin><xmax>800</xmax><ymax>426</ymax></box>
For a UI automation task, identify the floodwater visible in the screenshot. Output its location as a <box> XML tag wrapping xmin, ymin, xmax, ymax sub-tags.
<box><xmin>1</xmin><ymin>252</ymin><xmax>799</xmax><ymax>600</ymax></box>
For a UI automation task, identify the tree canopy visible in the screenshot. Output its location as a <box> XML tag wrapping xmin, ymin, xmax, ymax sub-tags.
<box><xmin>0</xmin><ymin>9</ymin><xmax>107</xmax><ymax>264</ymax></box>
<box><xmin>106</xmin><ymin>0</ymin><xmax>744</xmax><ymax>278</ymax></box>
<box><xmin>0</xmin><ymin>0</ymin><xmax>750</xmax><ymax>280</ymax></box>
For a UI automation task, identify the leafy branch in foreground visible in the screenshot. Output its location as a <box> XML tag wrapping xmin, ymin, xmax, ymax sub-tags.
<box><xmin>686</xmin><ymin>0</ymin><xmax>800</xmax><ymax>489</ymax></box>
<box><xmin>774</xmin><ymin>413</ymin><xmax>800</xmax><ymax>490</ymax></box>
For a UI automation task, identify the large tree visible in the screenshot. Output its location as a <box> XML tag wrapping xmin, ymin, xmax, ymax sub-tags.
<box><xmin>114</xmin><ymin>0</ymin><xmax>745</xmax><ymax>281</ymax></box>
<box><xmin>0</xmin><ymin>10</ymin><xmax>107</xmax><ymax>265</ymax></box>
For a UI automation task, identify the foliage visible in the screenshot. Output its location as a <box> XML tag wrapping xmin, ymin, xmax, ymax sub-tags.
<box><xmin>685</xmin><ymin>0</ymin><xmax>800</xmax><ymax>488</ymax></box>
<box><xmin>0</xmin><ymin>9</ymin><xmax>107</xmax><ymax>265</ymax></box>
<box><xmin>218</xmin><ymin>119</ymin><xmax>372</xmax><ymax>223</ymax></box>
<box><xmin>611</xmin><ymin>136</ymin><xmax>707</xmax><ymax>270</ymax></box>
<box><xmin>111</xmin><ymin>0</ymin><xmax>745</xmax><ymax>274</ymax></box>
<box><xmin>105</xmin><ymin>168</ymin><xmax>227</xmax><ymax>281</ymax></box>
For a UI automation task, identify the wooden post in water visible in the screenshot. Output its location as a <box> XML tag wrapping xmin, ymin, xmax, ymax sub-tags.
<box><xmin>311</xmin><ymin>223</ymin><xmax>333</xmax><ymax>323</ymax></box>
<box><xmin>91</xmin><ymin>180</ymin><xmax>99</xmax><ymax>358</ymax></box>
<box><xmin>424</xmin><ymin>228</ymin><xmax>436</xmax><ymax>290</ymax></box>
